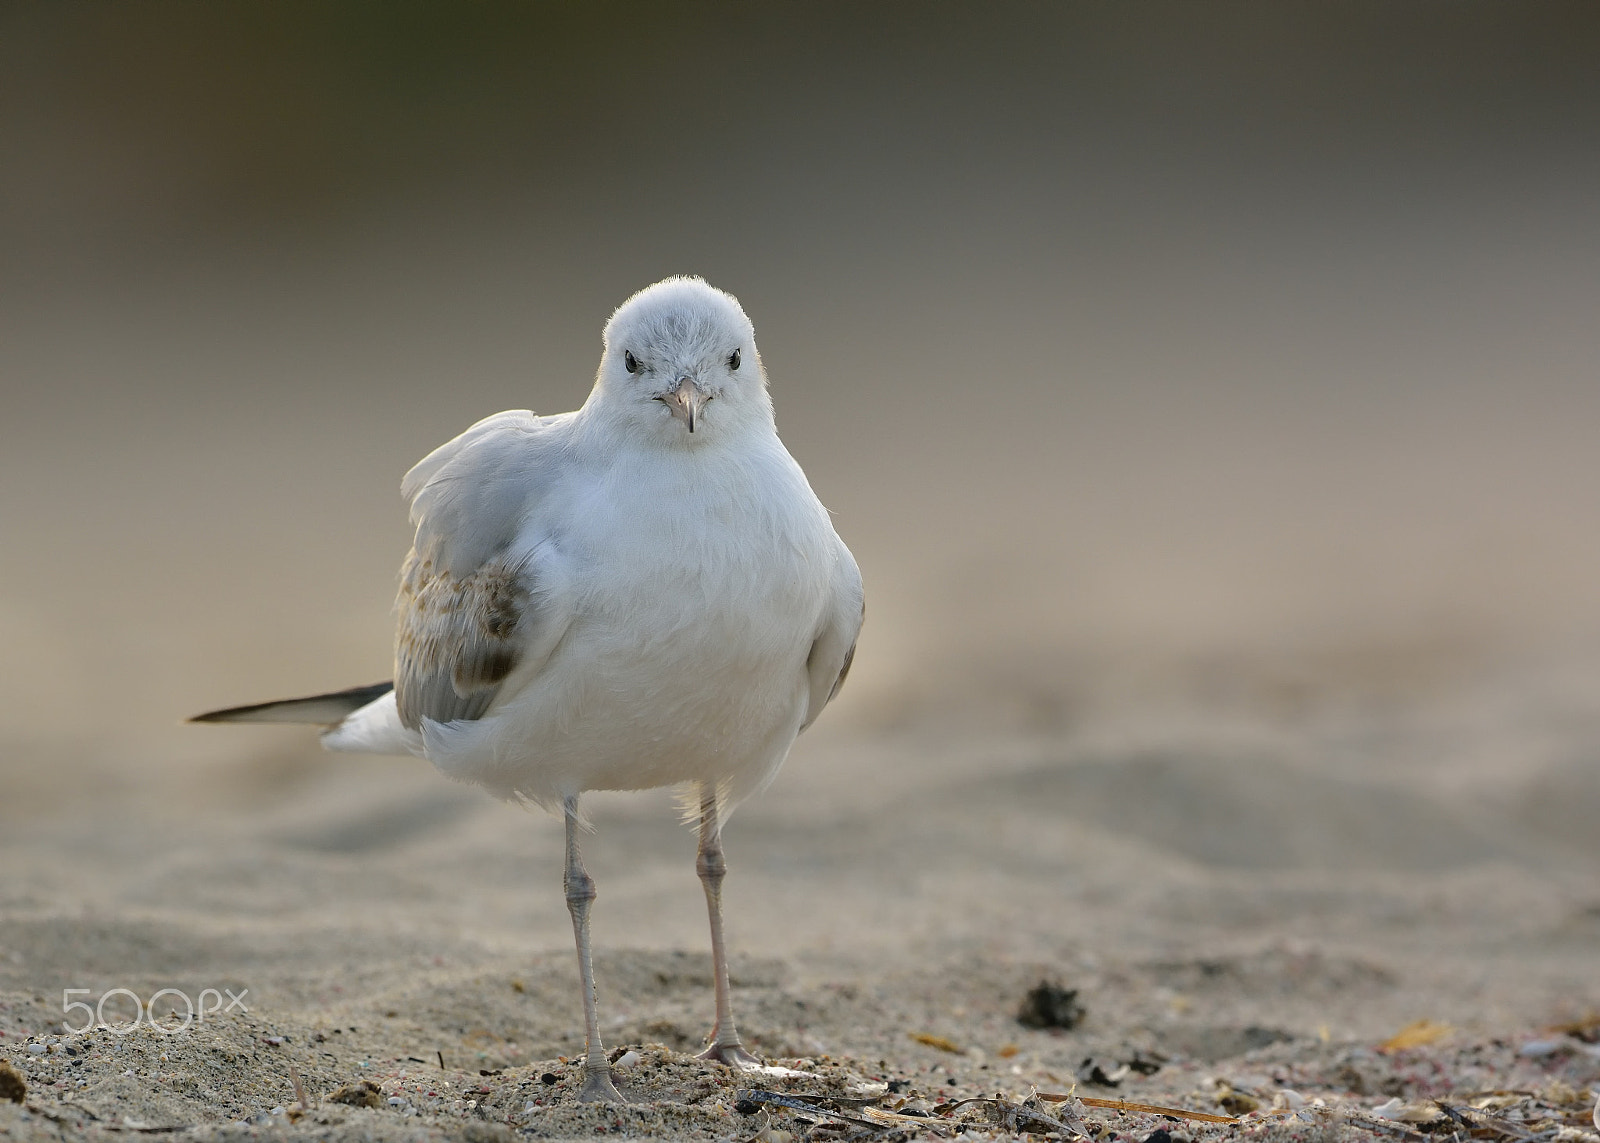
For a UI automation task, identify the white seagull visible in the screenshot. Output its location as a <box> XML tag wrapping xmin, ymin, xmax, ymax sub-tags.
<box><xmin>193</xmin><ymin>277</ymin><xmax>864</xmax><ymax>1103</ymax></box>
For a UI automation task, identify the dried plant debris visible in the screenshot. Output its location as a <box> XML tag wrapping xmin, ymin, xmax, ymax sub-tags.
<box><xmin>908</xmin><ymin>1031</ymin><xmax>964</xmax><ymax>1053</ymax></box>
<box><xmin>741</xmin><ymin>1086</ymin><xmax>1097</xmax><ymax>1138</ymax></box>
<box><xmin>1018</xmin><ymin>979</ymin><xmax>1087</xmax><ymax>1029</ymax></box>
<box><xmin>943</xmin><ymin>1091</ymin><xmax>1094</xmax><ymax>1136</ymax></box>
<box><xmin>1046</xmin><ymin>1093</ymin><xmax>1240</xmax><ymax>1125</ymax></box>
<box><xmin>738</xmin><ymin>1089</ymin><xmax>907</xmax><ymax>1131</ymax></box>
<box><xmin>5</xmin><ymin>984</ymin><xmax>1600</xmax><ymax>1143</ymax></box>
<box><xmin>1190</xmin><ymin>1059</ymin><xmax>1600</xmax><ymax>1143</ymax></box>
<box><xmin>1287</xmin><ymin>1091</ymin><xmax>1600</xmax><ymax>1143</ymax></box>
<box><xmin>735</xmin><ymin>1084</ymin><xmax>1255</xmax><ymax>1141</ymax></box>
<box><xmin>1380</xmin><ymin>1020</ymin><xmax>1454</xmax><ymax>1053</ymax></box>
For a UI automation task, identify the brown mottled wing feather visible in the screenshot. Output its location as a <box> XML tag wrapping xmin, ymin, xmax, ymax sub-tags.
<box><xmin>392</xmin><ymin>408</ymin><xmax>569</xmax><ymax>729</ymax></box>
<box><xmin>394</xmin><ymin>548</ymin><xmax>531</xmax><ymax>729</ymax></box>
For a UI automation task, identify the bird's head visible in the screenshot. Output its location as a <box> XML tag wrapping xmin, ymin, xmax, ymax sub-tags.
<box><xmin>592</xmin><ymin>277</ymin><xmax>771</xmax><ymax>445</ymax></box>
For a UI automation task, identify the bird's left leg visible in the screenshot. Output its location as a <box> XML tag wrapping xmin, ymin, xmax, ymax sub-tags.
<box><xmin>693</xmin><ymin>784</ymin><xmax>761</xmax><ymax>1068</ymax></box>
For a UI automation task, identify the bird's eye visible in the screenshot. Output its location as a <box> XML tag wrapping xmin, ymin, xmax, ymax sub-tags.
<box><xmin>624</xmin><ymin>351</ymin><xmax>639</xmax><ymax>374</ymax></box>
<box><xmin>728</xmin><ymin>349</ymin><xmax>741</xmax><ymax>370</ymax></box>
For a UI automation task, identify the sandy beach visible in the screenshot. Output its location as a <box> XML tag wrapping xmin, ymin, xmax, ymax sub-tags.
<box><xmin>5</xmin><ymin>5</ymin><xmax>1600</xmax><ymax>1139</ymax></box>
<box><xmin>4</xmin><ymin>642</ymin><xmax>1599</xmax><ymax>1140</ymax></box>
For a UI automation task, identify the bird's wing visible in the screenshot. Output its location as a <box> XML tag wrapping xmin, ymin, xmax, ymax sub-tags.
<box><xmin>801</xmin><ymin>539</ymin><xmax>865</xmax><ymax>731</ymax></box>
<box><xmin>394</xmin><ymin>410</ymin><xmax>570</xmax><ymax>729</ymax></box>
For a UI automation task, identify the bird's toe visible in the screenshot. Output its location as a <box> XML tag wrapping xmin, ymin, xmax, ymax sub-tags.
<box><xmin>576</xmin><ymin>1067</ymin><xmax>627</xmax><ymax>1104</ymax></box>
<box><xmin>694</xmin><ymin>1041</ymin><xmax>763</xmax><ymax>1069</ymax></box>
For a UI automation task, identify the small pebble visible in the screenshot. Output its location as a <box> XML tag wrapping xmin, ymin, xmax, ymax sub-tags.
<box><xmin>387</xmin><ymin>1096</ymin><xmax>406</xmax><ymax>1106</ymax></box>
<box><xmin>1518</xmin><ymin>1039</ymin><xmax>1564</xmax><ymax>1057</ymax></box>
<box><xmin>614</xmin><ymin>1050</ymin><xmax>641</xmax><ymax>1068</ymax></box>
<box><xmin>27</xmin><ymin>1044</ymin><xmax>46</xmax><ymax>1055</ymax></box>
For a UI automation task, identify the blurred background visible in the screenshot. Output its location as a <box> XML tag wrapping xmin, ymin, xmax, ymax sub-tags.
<box><xmin>3</xmin><ymin>2</ymin><xmax>1600</xmax><ymax>1024</ymax></box>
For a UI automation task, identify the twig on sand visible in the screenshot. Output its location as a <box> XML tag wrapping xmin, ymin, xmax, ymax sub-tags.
<box><xmin>1037</xmin><ymin>1091</ymin><xmax>1239</xmax><ymax>1125</ymax></box>
<box><xmin>288</xmin><ymin>1062</ymin><xmax>311</xmax><ymax>1113</ymax></box>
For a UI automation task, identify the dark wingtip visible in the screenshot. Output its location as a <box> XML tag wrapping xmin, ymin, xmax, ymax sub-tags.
<box><xmin>187</xmin><ymin>682</ymin><xmax>395</xmax><ymax>726</ymax></box>
<box><xmin>187</xmin><ymin>696</ymin><xmax>308</xmax><ymax>724</ymax></box>
<box><xmin>187</xmin><ymin>703</ymin><xmax>263</xmax><ymax>724</ymax></box>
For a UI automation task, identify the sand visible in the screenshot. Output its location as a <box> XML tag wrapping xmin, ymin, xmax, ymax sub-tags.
<box><xmin>3</xmin><ymin>644</ymin><xmax>1599</xmax><ymax>1142</ymax></box>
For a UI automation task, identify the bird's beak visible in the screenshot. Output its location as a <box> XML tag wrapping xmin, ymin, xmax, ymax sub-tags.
<box><xmin>661</xmin><ymin>377</ymin><xmax>709</xmax><ymax>433</ymax></box>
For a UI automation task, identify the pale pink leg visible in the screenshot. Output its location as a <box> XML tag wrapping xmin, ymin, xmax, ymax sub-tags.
<box><xmin>563</xmin><ymin>796</ymin><xmax>625</xmax><ymax>1103</ymax></box>
<box><xmin>692</xmin><ymin>785</ymin><xmax>761</xmax><ymax>1068</ymax></box>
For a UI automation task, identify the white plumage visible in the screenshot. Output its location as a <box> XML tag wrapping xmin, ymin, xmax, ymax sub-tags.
<box><xmin>193</xmin><ymin>276</ymin><xmax>862</xmax><ymax>1102</ymax></box>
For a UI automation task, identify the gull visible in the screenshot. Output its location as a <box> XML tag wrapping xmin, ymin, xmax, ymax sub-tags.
<box><xmin>192</xmin><ymin>277</ymin><xmax>863</xmax><ymax>1103</ymax></box>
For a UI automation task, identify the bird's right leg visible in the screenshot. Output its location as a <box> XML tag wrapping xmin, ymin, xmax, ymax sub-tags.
<box><xmin>564</xmin><ymin>795</ymin><xmax>625</xmax><ymax>1104</ymax></box>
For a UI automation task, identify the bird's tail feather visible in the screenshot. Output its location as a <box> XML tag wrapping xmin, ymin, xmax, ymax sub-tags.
<box><xmin>188</xmin><ymin>682</ymin><xmax>395</xmax><ymax>727</ymax></box>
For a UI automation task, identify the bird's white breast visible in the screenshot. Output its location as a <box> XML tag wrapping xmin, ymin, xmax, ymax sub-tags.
<box><xmin>423</xmin><ymin>436</ymin><xmax>841</xmax><ymax>806</ymax></box>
